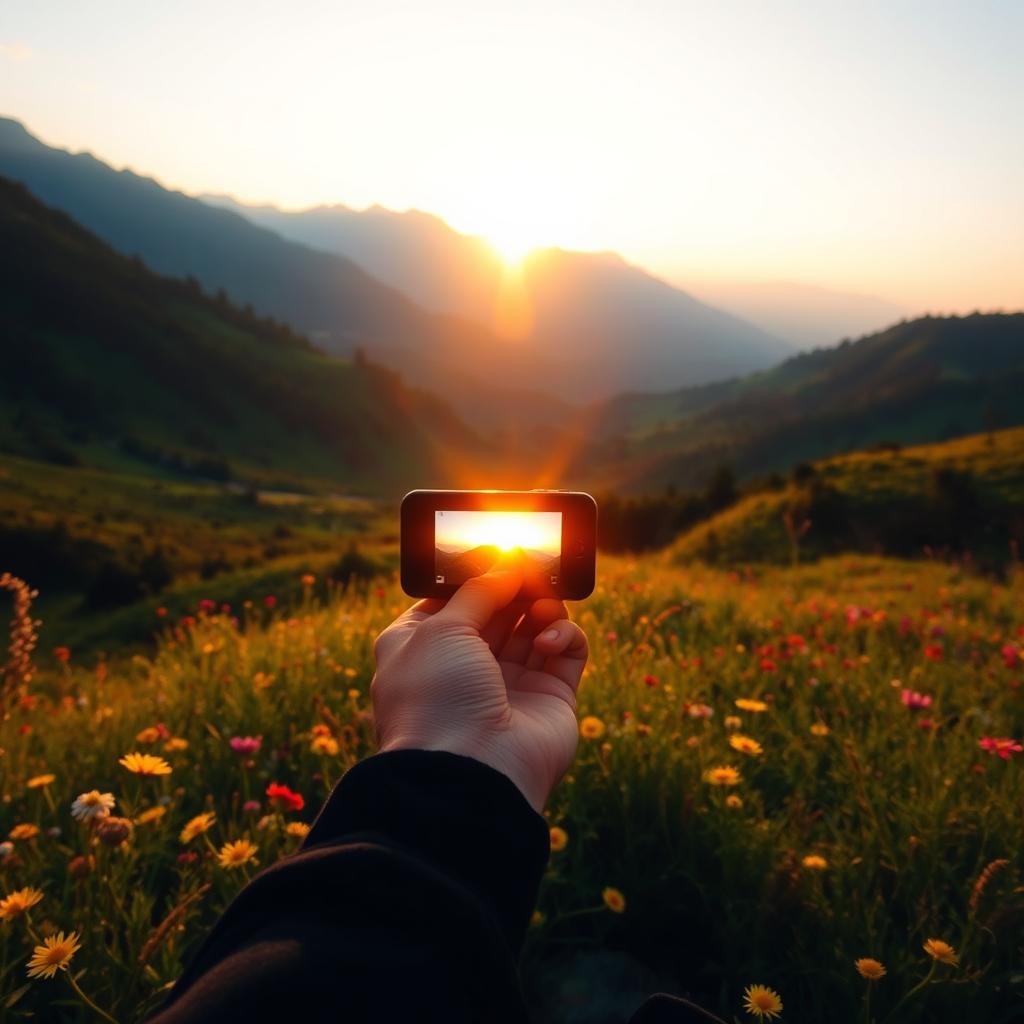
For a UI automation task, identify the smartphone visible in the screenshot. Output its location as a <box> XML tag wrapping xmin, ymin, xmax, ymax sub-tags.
<box><xmin>400</xmin><ymin>489</ymin><xmax>597</xmax><ymax>600</ymax></box>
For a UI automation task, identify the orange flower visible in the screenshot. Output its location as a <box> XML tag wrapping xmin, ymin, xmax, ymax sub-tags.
<box><xmin>580</xmin><ymin>716</ymin><xmax>606</xmax><ymax>740</ymax></box>
<box><xmin>602</xmin><ymin>887</ymin><xmax>626</xmax><ymax>913</ymax></box>
<box><xmin>923</xmin><ymin>938</ymin><xmax>958</xmax><ymax>965</ymax></box>
<box><xmin>729</xmin><ymin>734</ymin><xmax>763</xmax><ymax>756</ymax></box>
<box><xmin>549</xmin><ymin>826</ymin><xmax>569</xmax><ymax>851</ymax></box>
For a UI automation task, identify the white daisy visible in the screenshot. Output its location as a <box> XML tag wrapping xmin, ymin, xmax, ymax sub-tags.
<box><xmin>71</xmin><ymin>790</ymin><xmax>116</xmax><ymax>822</ymax></box>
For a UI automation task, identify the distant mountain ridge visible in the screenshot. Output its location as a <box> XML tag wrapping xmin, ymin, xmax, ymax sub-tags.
<box><xmin>201</xmin><ymin>190</ymin><xmax>795</xmax><ymax>395</ymax></box>
<box><xmin>577</xmin><ymin>312</ymin><xmax>1024</xmax><ymax>492</ymax></box>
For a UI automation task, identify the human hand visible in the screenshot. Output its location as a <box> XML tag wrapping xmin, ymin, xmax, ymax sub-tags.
<box><xmin>371</xmin><ymin>557</ymin><xmax>588</xmax><ymax>811</ymax></box>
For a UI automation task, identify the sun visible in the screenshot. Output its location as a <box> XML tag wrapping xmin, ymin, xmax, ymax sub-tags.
<box><xmin>486</xmin><ymin>226</ymin><xmax>537</xmax><ymax>267</ymax></box>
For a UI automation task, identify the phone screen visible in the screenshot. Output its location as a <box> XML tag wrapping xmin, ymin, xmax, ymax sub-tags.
<box><xmin>434</xmin><ymin>509</ymin><xmax>563</xmax><ymax>586</ymax></box>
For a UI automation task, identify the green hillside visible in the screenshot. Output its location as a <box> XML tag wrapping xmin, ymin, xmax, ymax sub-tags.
<box><xmin>581</xmin><ymin>313</ymin><xmax>1024</xmax><ymax>492</ymax></box>
<box><xmin>0</xmin><ymin>175</ymin><xmax>479</xmax><ymax>491</ymax></box>
<box><xmin>670</xmin><ymin>427</ymin><xmax>1024</xmax><ymax>567</ymax></box>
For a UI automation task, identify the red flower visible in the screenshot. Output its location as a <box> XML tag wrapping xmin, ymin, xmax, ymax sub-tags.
<box><xmin>901</xmin><ymin>689</ymin><xmax>932</xmax><ymax>710</ymax></box>
<box><xmin>264</xmin><ymin>595</ymin><xmax>277</xmax><ymax>609</ymax></box>
<box><xmin>979</xmin><ymin>737</ymin><xmax>1022</xmax><ymax>760</ymax></box>
<box><xmin>759</xmin><ymin>658</ymin><xmax>777</xmax><ymax>673</ymax></box>
<box><xmin>266</xmin><ymin>782</ymin><xmax>304</xmax><ymax>812</ymax></box>
<box><xmin>53</xmin><ymin>646</ymin><xmax>71</xmax><ymax>663</ymax></box>
<box><xmin>156</xmin><ymin>607</ymin><xmax>168</xmax><ymax>618</ymax></box>
<box><xmin>1002</xmin><ymin>644</ymin><xmax>1020</xmax><ymax>669</ymax></box>
<box><xmin>924</xmin><ymin>645</ymin><xmax>944</xmax><ymax>661</ymax></box>
<box><xmin>643</xmin><ymin>674</ymin><xmax>660</xmax><ymax>688</ymax></box>
<box><xmin>199</xmin><ymin>599</ymin><xmax>216</xmax><ymax>613</ymax></box>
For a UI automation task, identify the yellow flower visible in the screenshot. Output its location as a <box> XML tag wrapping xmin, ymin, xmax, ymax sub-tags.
<box><xmin>285</xmin><ymin>822</ymin><xmax>310</xmax><ymax>839</ymax></box>
<box><xmin>0</xmin><ymin>887</ymin><xmax>44</xmax><ymax>921</ymax></box>
<box><xmin>704</xmin><ymin>765</ymin><xmax>742</xmax><ymax>787</ymax></box>
<box><xmin>549</xmin><ymin>826</ymin><xmax>569</xmax><ymax>852</ymax></box>
<box><xmin>164</xmin><ymin>737</ymin><xmax>189</xmax><ymax>753</ymax></box>
<box><xmin>9</xmin><ymin>824</ymin><xmax>39</xmax><ymax>841</ymax></box>
<box><xmin>810</xmin><ymin>722</ymin><xmax>830</xmax><ymax>737</ymax></box>
<box><xmin>580</xmin><ymin>716</ymin><xmax>606</xmax><ymax>740</ymax></box>
<box><xmin>725</xmin><ymin>794</ymin><xmax>743</xmax><ymax>809</ymax></box>
<box><xmin>26</xmin><ymin>930</ymin><xmax>81</xmax><ymax>979</ymax></box>
<box><xmin>802</xmin><ymin>854</ymin><xmax>828</xmax><ymax>870</ymax></box>
<box><xmin>729</xmin><ymin>734</ymin><xmax>763</xmax><ymax>756</ymax></box>
<box><xmin>119</xmin><ymin>752</ymin><xmax>172</xmax><ymax>776</ymax></box>
<box><xmin>743</xmin><ymin>983</ymin><xmax>783</xmax><ymax>1020</ymax></box>
<box><xmin>135</xmin><ymin>806</ymin><xmax>167</xmax><ymax>826</ymax></box>
<box><xmin>218</xmin><ymin>839</ymin><xmax>258</xmax><ymax>870</ymax></box>
<box><xmin>530</xmin><ymin>909</ymin><xmax>546</xmax><ymax>928</ymax></box>
<box><xmin>855</xmin><ymin>957</ymin><xmax>887</xmax><ymax>980</ymax></box>
<box><xmin>602</xmin><ymin>887</ymin><xmax>626</xmax><ymax>913</ymax></box>
<box><xmin>724</xmin><ymin>715</ymin><xmax>742</xmax><ymax>730</ymax></box>
<box><xmin>180</xmin><ymin>812</ymin><xmax>216</xmax><ymax>844</ymax></box>
<box><xmin>310</xmin><ymin>735</ymin><xmax>340</xmax><ymax>756</ymax></box>
<box><xmin>923</xmin><ymin>938</ymin><xmax>959</xmax><ymax>965</ymax></box>
<box><xmin>26</xmin><ymin>774</ymin><xmax>55</xmax><ymax>789</ymax></box>
<box><xmin>735</xmin><ymin>698</ymin><xmax>768</xmax><ymax>713</ymax></box>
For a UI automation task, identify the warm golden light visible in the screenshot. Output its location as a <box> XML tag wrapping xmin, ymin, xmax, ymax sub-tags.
<box><xmin>435</xmin><ymin>510</ymin><xmax>561</xmax><ymax>555</ymax></box>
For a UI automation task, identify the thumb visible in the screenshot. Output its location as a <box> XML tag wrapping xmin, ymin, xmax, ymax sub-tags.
<box><xmin>431</xmin><ymin>552</ymin><xmax>524</xmax><ymax>631</ymax></box>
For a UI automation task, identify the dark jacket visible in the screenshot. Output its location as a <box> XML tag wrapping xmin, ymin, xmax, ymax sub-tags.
<box><xmin>148</xmin><ymin>750</ymin><xmax>723</xmax><ymax>1023</ymax></box>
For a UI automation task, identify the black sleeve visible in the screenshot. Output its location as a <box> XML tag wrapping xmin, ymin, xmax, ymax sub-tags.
<box><xmin>146</xmin><ymin>750</ymin><xmax>550</xmax><ymax>1024</ymax></box>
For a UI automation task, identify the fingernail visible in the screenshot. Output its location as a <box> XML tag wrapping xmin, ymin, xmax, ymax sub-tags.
<box><xmin>540</xmin><ymin>628</ymin><xmax>560</xmax><ymax>642</ymax></box>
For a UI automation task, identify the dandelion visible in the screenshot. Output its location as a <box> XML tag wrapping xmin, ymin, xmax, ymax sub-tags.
<box><xmin>180</xmin><ymin>812</ymin><xmax>216</xmax><ymax>844</ymax></box>
<box><xmin>285</xmin><ymin>822</ymin><xmax>310</xmax><ymax>839</ymax></box>
<box><xmin>743</xmin><ymin>984</ymin><xmax>783</xmax><ymax>1020</ymax></box>
<box><xmin>135</xmin><ymin>806</ymin><xmax>167</xmax><ymax>825</ymax></box>
<box><xmin>549</xmin><ymin>826</ymin><xmax>569</xmax><ymax>851</ymax></box>
<box><xmin>580</xmin><ymin>716</ymin><xmax>606</xmax><ymax>739</ymax></box>
<box><xmin>0</xmin><ymin>886</ymin><xmax>44</xmax><ymax>921</ymax></box>
<box><xmin>26</xmin><ymin>773</ymin><xmax>55</xmax><ymax>788</ymax></box>
<box><xmin>855</xmin><ymin>958</ymin><xmax>886</xmax><ymax>980</ymax></box>
<box><xmin>729</xmin><ymin>734</ymin><xmax>763</xmax><ymax>756</ymax></box>
<box><xmin>704</xmin><ymin>765</ymin><xmax>742</xmax><ymax>786</ymax></box>
<box><xmin>802</xmin><ymin>854</ymin><xmax>828</xmax><ymax>870</ymax></box>
<box><xmin>26</xmin><ymin>930</ymin><xmax>81</xmax><ymax>979</ymax></box>
<box><xmin>71</xmin><ymin>791</ymin><xmax>115</xmax><ymax>822</ymax></box>
<box><xmin>602</xmin><ymin>887</ymin><xmax>626</xmax><ymax>913</ymax></box>
<box><xmin>310</xmin><ymin>735</ymin><xmax>339</xmax><ymax>756</ymax></box>
<box><xmin>119</xmin><ymin>752</ymin><xmax>172</xmax><ymax>776</ymax></box>
<box><xmin>735</xmin><ymin>698</ymin><xmax>768</xmax><ymax>712</ymax></box>
<box><xmin>218</xmin><ymin>839</ymin><xmax>258</xmax><ymax>870</ymax></box>
<box><xmin>810</xmin><ymin>722</ymin><xmax>830</xmax><ymax>736</ymax></box>
<box><xmin>923</xmin><ymin>938</ymin><xmax>958</xmax><ymax>965</ymax></box>
<box><xmin>266</xmin><ymin>783</ymin><xmax>304</xmax><ymax>812</ymax></box>
<box><xmin>9</xmin><ymin>824</ymin><xmax>39</xmax><ymax>841</ymax></box>
<box><xmin>979</xmin><ymin>736</ymin><xmax>1022</xmax><ymax>759</ymax></box>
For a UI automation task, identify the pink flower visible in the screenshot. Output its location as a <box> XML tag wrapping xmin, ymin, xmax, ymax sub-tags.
<box><xmin>199</xmin><ymin>599</ymin><xmax>216</xmax><ymax>613</ymax></box>
<box><xmin>263</xmin><ymin>595</ymin><xmax>277</xmax><ymax>609</ymax></box>
<box><xmin>901</xmin><ymin>689</ymin><xmax>932</xmax><ymax>710</ymax></box>
<box><xmin>979</xmin><ymin>736</ymin><xmax>1023</xmax><ymax>760</ymax></box>
<box><xmin>242</xmin><ymin>800</ymin><xmax>261</xmax><ymax>813</ymax></box>
<box><xmin>1002</xmin><ymin>644</ymin><xmax>1020</xmax><ymax>669</ymax></box>
<box><xmin>229</xmin><ymin>735</ymin><xmax>262</xmax><ymax>755</ymax></box>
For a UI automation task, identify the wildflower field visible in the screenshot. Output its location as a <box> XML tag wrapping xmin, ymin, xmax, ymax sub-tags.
<box><xmin>1</xmin><ymin>556</ymin><xmax>1022</xmax><ymax>1023</ymax></box>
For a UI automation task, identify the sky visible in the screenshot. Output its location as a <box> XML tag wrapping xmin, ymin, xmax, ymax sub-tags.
<box><xmin>3</xmin><ymin>0</ymin><xmax>1022</xmax><ymax>312</ymax></box>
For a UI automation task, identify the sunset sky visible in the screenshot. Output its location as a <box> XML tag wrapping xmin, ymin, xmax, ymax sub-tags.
<box><xmin>3</xmin><ymin>0</ymin><xmax>1022</xmax><ymax>312</ymax></box>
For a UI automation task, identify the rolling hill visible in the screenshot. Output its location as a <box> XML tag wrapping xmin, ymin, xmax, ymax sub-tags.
<box><xmin>668</xmin><ymin>426</ymin><xmax>1024</xmax><ymax>568</ymax></box>
<box><xmin>0</xmin><ymin>174</ymin><xmax>480</xmax><ymax>491</ymax></box>
<box><xmin>575</xmin><ymin>312</ymin><xmax>1024</xmax><ymax>492</ymax></box>
<box><xmin>204</xmin><ymin>191</ymin><xmax>794</xmax><ymax>395</ymax></box>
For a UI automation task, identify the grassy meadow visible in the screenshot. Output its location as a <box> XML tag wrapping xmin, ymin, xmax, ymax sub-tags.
<box><xmin>1</xmin><ymin>555</ymin><xmax>1022</xmax><ymax>1022</ymax></box>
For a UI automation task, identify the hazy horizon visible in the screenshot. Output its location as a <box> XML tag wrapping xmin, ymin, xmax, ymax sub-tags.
<box><xmin>3</xmin><ymin>0</ymin><xmax>1022</xmax><ymax>316</ymax></box>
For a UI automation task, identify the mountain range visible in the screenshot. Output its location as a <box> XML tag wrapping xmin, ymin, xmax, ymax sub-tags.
<box><xmin>0</xmin><ymin>116</ymin><xmax>792</xmax><ymax>410</ymax></box>
<box><xmin>0</xmin><ymin>175</ymin><xmax>479</xmax><ymax>491</ymax></box>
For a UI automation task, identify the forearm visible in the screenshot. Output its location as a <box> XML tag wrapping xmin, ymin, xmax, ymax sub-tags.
<box><xmin>148</xmin><ymin>751</ymin><xmax>550</xmax><ymax>1023</ymax></box>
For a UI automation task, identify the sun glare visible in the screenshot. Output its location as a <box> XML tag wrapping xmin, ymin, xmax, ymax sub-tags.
<box><xmin>435</xmin><ymin>510</ymin><xmax>561</xmax><ymax>556</ymax></box>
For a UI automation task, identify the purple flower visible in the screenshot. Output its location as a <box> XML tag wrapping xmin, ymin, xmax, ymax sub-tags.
<box><xmin>229</xmin><ymin>735</ymin><xmax>262</xmax><ymax>755</ymax></box>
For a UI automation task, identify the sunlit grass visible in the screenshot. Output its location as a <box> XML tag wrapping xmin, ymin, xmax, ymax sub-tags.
<box><xmin>1</xmin><ymin>555</ymin><xmax>1021</xmax><ymax>1021</ymax></box>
